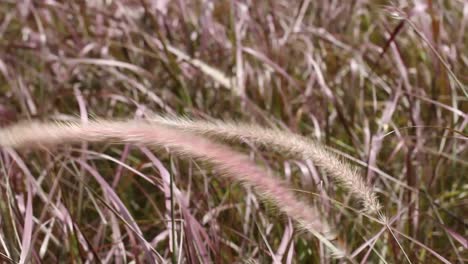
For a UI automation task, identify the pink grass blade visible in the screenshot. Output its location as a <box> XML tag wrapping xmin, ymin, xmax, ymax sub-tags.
<box><xmin>18</xmin><ymin>183</ymin><xmax>33</xmax><ymax>264</ymax></box>
<box><xmin>76</xmin><ymin>160</ymin><xmax>156</xmax><ymax>263</ymax></box>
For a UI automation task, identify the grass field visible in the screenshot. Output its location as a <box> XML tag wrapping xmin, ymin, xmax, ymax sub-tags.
<box><xmin>0</xmin><ymin>0</ymin><xmax>467</xmax><ymax>263</ymax></box>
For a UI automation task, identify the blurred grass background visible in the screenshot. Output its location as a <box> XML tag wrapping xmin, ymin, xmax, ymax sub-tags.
<box><xmin>0</xmin><ymin>0</ymin><xmax>466</xmax><ymax>263</ymax></box>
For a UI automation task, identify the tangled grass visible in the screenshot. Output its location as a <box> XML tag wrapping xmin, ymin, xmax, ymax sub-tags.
<box><xmin>0</xmin><ymin>117</ymin><xmax>386</xmax><ymax>259</ymax></box>
<box><xmin>0</xmin><ymin>0</ymin><xmax>466</xmax><ymax>263</ymax></box>
<box><xmin>0</xmin><ymin>119</ymin><xmax>335</xmax><ymax>238</ymax></box>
